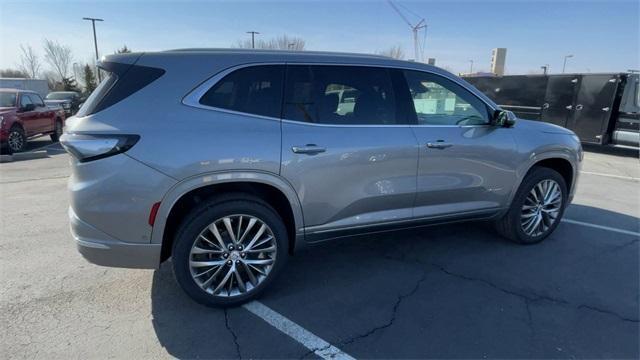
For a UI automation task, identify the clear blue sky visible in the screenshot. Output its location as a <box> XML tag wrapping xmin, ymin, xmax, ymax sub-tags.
<box><xmin>0</xmin><ymin>0</ymin><xmax>638</xmax><ymax>75</ymax></box>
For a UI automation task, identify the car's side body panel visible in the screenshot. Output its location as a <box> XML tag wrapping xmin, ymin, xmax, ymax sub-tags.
<box><xmin>281</xmin><ymin>121</ymin><xmax>420</xmax><ymax>237</ymax></box>
<box><xmin>149</xmin><ymin>170</ymin><xmax>306</xmax><ymax>250</ymax></box>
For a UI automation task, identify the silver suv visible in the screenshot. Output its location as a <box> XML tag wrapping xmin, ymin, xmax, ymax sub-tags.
<box><xmin>62</xmin><ymin>49</ymin><xmax>582</xmax><ymax>307</ymax></box>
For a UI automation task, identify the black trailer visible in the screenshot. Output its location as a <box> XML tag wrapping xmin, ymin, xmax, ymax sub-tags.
<box><xmin>464</xmin><ymin>73</ymin><xmax>640</xmax><ymax>148</ymax></box>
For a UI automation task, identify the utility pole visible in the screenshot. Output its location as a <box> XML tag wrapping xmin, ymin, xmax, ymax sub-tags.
<box><xmin>562</xmin><ymin>54</ymin><xmax>573</xmax><ymax>74</ymax></box>
<box><xmin>246</xmin><ymin>31</ymin><xmax>260</xmax><ymax>49</ymax></box>
<box><xmin>468</xmin><ymin>60</ymin><xmax>474</xmax><ymax>74</ymax></box>
<box><xmin>83</xmin><ymin>17</ymin><xmax>104</xmax><ymax>81</ymax></box>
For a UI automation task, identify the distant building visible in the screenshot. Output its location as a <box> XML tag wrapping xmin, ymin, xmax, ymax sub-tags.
<box><xmin>427</xmin><ymin>58</ymin><xmax>436</xmax><ymax>66</ymax></box>
<box><xmin>490</xmin><ymin>48</ymin><xmax>507</xmax><ymax>76</ymax></box>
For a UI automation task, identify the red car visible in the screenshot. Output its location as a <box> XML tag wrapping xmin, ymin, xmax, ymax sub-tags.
<box><xmin>0</xmin><ymin>88</ymin><xmax>66</xmax><ymax>153</ymax></box>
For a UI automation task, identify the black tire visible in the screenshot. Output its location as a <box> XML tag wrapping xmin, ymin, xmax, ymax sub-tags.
<box><xmin>6</xmin><ymin>125</ymin><xmax>26</xmax><ymax>153</ymax></box>
<box><xmin>172</xmin><ymin>193</ymin><xmax>289</xmax><ymax>307</ymax></box>
<box><xmin>495</xmin><ymin>167</ymin><xmax>568</xmax><ymax>244</ymax></box>
<box><xmin>50</xmin><ymin>120</ymin><xmax>63</xmax><ymax>142</ymax></box>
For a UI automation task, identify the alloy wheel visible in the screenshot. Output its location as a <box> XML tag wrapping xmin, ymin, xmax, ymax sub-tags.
<box><xmin>521</xmin><ymin>179</ymin><xmax>563</xmax><ymax>237</ymax></box>
<box><xmin>8</xmin><ymin>130</ymin><xmax>24</xmax><ymax>152</ymax></box>
<box><xmin>189</xmin><ymin>214</ymin><xmax>277</xmax><ymax>297</ymax></box>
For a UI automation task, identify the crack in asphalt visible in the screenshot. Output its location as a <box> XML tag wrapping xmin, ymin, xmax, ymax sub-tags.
<box><xmin>298</xmin><ymin>343</ymin><xmax>332</xmax><ymax>359</ymax></box>
<box><xmin>224</xmin><ymin>309</ymin><xmax>242</xmax><ymax>359</ymax></box>
<box><xmin>339</xmin><ymin>270</ymin><xmax>429</xmax><ymax>346</ymax></box>
<box><xmin>432</xmin><ymin>263</ymin><xmax>639</xmax><ymax>323</ymax></box>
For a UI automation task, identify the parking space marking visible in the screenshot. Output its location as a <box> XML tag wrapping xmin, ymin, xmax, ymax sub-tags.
<box><xmin>562</xmin><ymin>218</ymin><xmax>639</xmax><ymax>237</ymax></box>
<box><xmin>581</xmin><ymin>170</ymin><xmax>640</xmax><ymax>182</ymax></box>
<box><xmin>243</xmin><ymin>301</ymin><xmax>355</xmax><ymax>360</ymax></box>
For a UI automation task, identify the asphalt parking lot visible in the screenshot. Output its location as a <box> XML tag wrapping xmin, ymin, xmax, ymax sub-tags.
<box><xmin>1</xmin><ymin>138</ymin><xmax>638</xmax><ymax>359</ymax></box>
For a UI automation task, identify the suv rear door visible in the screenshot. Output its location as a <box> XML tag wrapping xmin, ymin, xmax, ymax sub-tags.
<box><xmin>280</xmin><ymin>65</ymin><xmax>419</xmax><ymax>241</ymax></box>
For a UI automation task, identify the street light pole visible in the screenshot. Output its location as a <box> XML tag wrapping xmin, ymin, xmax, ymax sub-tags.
<box><xmin>562</xmin><ymin>54</ymin><xmax>573</xmax><ymax>74</ymax></box>
<box><xmin>469</xmin><ymin>60</ymin><xmax>474</xmax><ymax>74</ymax></box>
<box><xmin>246</xmin><ymin>31</ymin><xmax>260</xmax><ymax>49</ymax></box>
<box><xmin>83</xmin><ymin>17</ymin><xmax>104</xmax><ymax>81</ymax></box>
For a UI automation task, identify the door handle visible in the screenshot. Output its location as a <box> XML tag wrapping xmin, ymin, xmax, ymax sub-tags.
<box><xmin>565</xmin><ymin>105</ymin><xmax>573</xmax><ymax>110</ymax></box>
<box><xmin>291</xmin><ymin>144</ymin><xmax>326</xmax><ymax>155</ymax></box>
<box><xmin>426</xmin><ymin>141</ymin><xmax>453</xmax><ymax>149</ymax></box>
<box><xmin>602</xmin><ymin>107</ymin><xmax>610</xmax><ymax>112</ymax></box>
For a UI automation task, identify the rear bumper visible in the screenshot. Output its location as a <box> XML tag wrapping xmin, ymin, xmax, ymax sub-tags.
<box><xmin>70</xmin><ymin>207</ymin><xmax>161</xmax><ymax>269</ymax></box>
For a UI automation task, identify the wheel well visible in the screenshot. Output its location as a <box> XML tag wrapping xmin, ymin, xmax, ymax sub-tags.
<box><xmin>9</xmin><ymin>122</ymin><xmax>23</xmax><ymax>131</ymax></box>
<box><xmin>533</xmin><ymin>158</ymin><xmax>574</xmax><ymax>192</ymax></box>
<box><xmin>160</xmin><ymin>182</ymin><xmax>297</xmax><ymax>262</ymax></box>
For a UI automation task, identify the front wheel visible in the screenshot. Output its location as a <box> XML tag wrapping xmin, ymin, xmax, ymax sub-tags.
<box><xmin>172</xmin><ymin>194</ymin><xmax>289</xmax><ymax>307</ymax></box>
<box><xmin>7</xmin><ymin>126</ymin><xmax>27</xmax><ymax>153</ymax></box>
<box><xmin>495</xmin><ymin>167</ymin><xmax>567</xmax><ymax>244</ymax></box>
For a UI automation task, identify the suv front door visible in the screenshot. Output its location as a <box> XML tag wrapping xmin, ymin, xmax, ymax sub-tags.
<box><xmin>280</xmin><ymin>65</ymin><xmax>419</xmax><ymax>241</ymax></box>
<box><xmin>30</xmin><ymin>93</ymin><xmax>53</xmax><ymax>133</ymax></box>
<box><xmin>402</xmin><ymin>70</ymin><xmax>519</xmax><ymax>219</ymax></box>
<box><xmin>17</xmin><ymin>94</ymin><xmax>38</xmax><ymax>136</ymax></box>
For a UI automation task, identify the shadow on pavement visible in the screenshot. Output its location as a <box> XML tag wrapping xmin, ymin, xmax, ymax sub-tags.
<box><xmin>582</xmin><ymin>143</ymin><xmax>639</xmax><ymax>158</ymax></box>
<box><xmin>151</xmin><ymin>204</ymin><xmax>639</xmax><ymax>359</ymax></box>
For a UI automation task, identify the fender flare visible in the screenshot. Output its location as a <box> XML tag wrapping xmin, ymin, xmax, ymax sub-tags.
<box><xmin>150</xmin><ymin>170</ymin><xmax>305</xmax><ymax>248</ymax></box>
<box><xmin>505</xmin><ymin>147</ymin><xmax>578</xmax><ymax>207</ymax></box>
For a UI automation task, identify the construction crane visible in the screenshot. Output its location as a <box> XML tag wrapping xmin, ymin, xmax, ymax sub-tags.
<box><xmin>387</xmin><ymin>0</ymin><xmax>427</xmax><ymax>62</ymax></box>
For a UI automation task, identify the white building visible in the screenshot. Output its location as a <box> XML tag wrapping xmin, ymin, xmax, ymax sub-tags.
<box><xmin>490</xmin><ymin>48</ymin><xmax>507</xmax><ymax>76</ymax></box>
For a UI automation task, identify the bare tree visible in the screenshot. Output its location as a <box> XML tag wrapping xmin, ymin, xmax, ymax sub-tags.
<box><xmin>233</xmin><ymin>34</ymin><xmax>306</xmax><ymax>51</ymax></box>
<box><xmin>377</xmin><ymin>45</ymin><xmax>405</xmax><ymax>60</ymax></box>
<box><xmin>43</xmin><ymin>39</ymin><xmax>73</xmax><ymax>81</ymax></box>
<box><xmin>18</xmin><ymin>45</ymin><xmax>41</xmax><ymax>78</ymax></box>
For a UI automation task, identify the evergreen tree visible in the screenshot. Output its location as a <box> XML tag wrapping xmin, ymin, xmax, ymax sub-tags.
<box><xmin>83</xmin><ymin>64</ymin><xmax>97</xmax><ymax>93</ymax></box>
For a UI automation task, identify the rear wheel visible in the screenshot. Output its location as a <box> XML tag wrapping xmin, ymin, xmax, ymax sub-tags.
<box><xmin>495</xmin><ymin>167</ymin><xmax>567</xmax><ymax>244</ymax></box>
<box><xmin>50</xmin><ymin>120</ymin><xmax>63</xmax><ymax>142</ymax></box>
<box><xmin>172</xmin><ymin>194</ymin><xmax>289</xmax><ymax>307</ymax></box>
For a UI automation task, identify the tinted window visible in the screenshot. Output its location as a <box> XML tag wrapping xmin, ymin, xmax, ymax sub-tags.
<box><xmin>77</xmin><ymin>62</ymin><xmax>165</xmax><ymax>117</ymax></box>
<box><xmin>404</xmin><ymin>70</ymin><xmax>490</xmax><ymax>126</ymax></box>
<box><xmin>200</xmin><ymin>65</ymin><xmax>284</xmax><ymax>118</ymax></box>
<box><xmin>20</xmin><ymin>94</ymin><xmax>33</xmax><ymax>107</ymax></box>
<box><xmin>0</xmin><ymin>93</ymin><xmax>17</xmax><ymax>107</ymax></box>
<box><xmin>283</xmin><ymin>65</ymin><xmax>400</xmax><ymax>125</ymax></box>
<box><xmin>31</xmin><ymin>94</ymin><xmax>45</xmax><ymax>107</ymax></box>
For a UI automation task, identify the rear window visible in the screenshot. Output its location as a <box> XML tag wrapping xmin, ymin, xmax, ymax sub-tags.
<box><xmin>199</xmin><ymin>65</ymin><xmax>284</xmax><ymax>118</ymax></box>
<box><xmin>76</xmin><ymin>61</ymin><xmax>165</xmax><ymax>117</ymax></box>
<box><xmin>0</xmin><ymin>92</ymin><xmax>17</xmax><ymax>107</ymax></box>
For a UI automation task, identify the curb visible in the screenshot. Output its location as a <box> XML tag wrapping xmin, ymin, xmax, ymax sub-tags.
<box><xmin>7</xmin><ymin>150</ymin><xmax>50</xmax><ymax>162</ymax></box>
<box><xmin>0</xmin><ymin>154</ymin><xmax>13</xmax><ymax>163</ymax></box>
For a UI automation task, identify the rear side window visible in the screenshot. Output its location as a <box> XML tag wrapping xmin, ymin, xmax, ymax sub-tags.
<box><xmin>200</xmin><ymin>65</ymin><xmax>284</xmax><ymax>118</ymax></box>
<box><xmin>76</xmin><ymin>61</ymin><xmax>165</xmax><ymax>117</ymax></box>
<box><xmin>283</xmin><ymin>65</ymin><xmax>400</xmax><ymax>125</ymax></box>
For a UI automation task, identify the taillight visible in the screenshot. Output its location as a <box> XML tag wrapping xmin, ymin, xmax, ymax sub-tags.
<box><xmin>60</xmin><ymin>133</ymin><xmax>140</xmax><ymax>163</ymax></box>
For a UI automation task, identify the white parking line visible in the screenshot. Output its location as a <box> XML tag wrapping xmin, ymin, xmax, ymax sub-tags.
<box><xmin>562</xmin><ymin>218</ymin><xmax>640</xmax><ymax>237</ymax></box>
<box><xmin>243</xmin><ymin>301</ymin><xmax>355</xmax><ymax>360</ymax></box>
<box><xmin>581</xmin><ymin>171</ymin><xmax>640</xmax><ymax>182</ymax></box>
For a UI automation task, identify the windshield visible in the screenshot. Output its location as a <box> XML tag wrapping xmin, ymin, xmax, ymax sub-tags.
<box><xmin>46</xmin><ymin>92</ymin><xmax>75</xmax><ymax>100</ymax></box>
<box><xmin>0</xmin><ymin>92</ymin><xmax>17</xmax><ymax>107</ymax></box>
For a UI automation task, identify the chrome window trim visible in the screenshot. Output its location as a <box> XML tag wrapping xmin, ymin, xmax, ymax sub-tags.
<box><xmin>182</xmin><ymin>61</ymin><xmax>498</xmax><ymax>128</ymax></box>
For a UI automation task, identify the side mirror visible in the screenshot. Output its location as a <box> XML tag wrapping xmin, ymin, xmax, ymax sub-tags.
<box><xmin>21</xmin><ymin>103</ymin><xmax>36</xmax><ymax>112</ymax></box>
<box><xmin>492</xmin><ymin>109</ymin><xmax>517</xmax><ymax>127</ymax></box>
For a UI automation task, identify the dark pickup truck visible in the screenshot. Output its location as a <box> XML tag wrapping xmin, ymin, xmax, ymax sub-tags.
<box><xmin>464</xmin><ymin>72</ymin><xmax>640</xmax><ymax>149</ymax></box>
<box><xmin>0</xmin><ymin>88</ymin><xmax>66</xmax><ymax>153</ymax></box>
